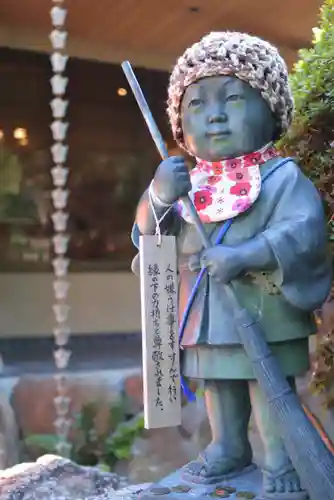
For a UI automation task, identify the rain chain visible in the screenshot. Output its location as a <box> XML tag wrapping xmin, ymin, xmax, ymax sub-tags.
<box><xmin>50</xmin><ymin>0</ymin><xmax>72</xmax><ymax>458</ymax></box>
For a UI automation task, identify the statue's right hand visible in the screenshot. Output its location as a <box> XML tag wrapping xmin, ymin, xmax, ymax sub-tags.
<box><xmin>152</xmin><ymin>156</ymin><xmax>191</xmax><ymax>205</ymax></box>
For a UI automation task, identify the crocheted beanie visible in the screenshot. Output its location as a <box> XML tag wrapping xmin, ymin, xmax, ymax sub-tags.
<box><xmin>167</xmin><ymin>31</ymin><xmax>294</xmax><ymax>152</ymax></box>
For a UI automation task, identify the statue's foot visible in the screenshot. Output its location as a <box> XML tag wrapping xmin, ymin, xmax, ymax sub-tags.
<box><xmin>263</xmin><ymin>463</ymin><xmax>309</xmax><ymax>499</ymax></box>
<box><xmin>182</xmin><ymin>442</ymin><xmax>253</xmax><ymax>483</ymax></box>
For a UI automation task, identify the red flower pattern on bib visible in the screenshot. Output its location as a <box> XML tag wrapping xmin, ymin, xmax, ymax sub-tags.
<box><xmin>177</xmin><ymin>144</ymin><xmax>278</xmax><ymax>223</ymax></box>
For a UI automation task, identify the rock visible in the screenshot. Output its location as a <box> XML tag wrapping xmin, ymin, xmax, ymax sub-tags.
<box><xmin>118</xmin><ymin>482</ymin><xmax>153</xmax><ymax>496</ymax></box>
<box><xmin>0</xmin><ymin>390</ymin><xmax>20</xmax><ymax>468</ymax></box>
<box><xmin>11</xmin><ymin>370</ymin><xmax>142</xmax><ymax>440</ymax></box>
<box><xmin>0</xmin><ymin>454</ymin><xmax>120</xmax><ymax>500</ymax></box>
<box><xmin>9</xmin><ymin>371</ymin><xmax>211</xmax><ymax>485</ymax></box>
<box><xmin>128</xmin><ymin>428</ymin><xmax>199</xmax><ymax>484</ymax></box>
<box><xmin>180</xmin><ymin>398</ymin><xmax>207</xmax><ymax>439</ymax></box>
<box><xmin>122</xmin><ymin>374</ymin><xmax>144</xmax><ymax>414</ymax></box>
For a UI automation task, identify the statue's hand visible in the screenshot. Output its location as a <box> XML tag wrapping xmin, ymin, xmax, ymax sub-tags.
<box><xmin>200</xmin><ymin>246</ymin><xmax>242</xmax><ymax>283</ymax></box>
<box><xmin>188</xmin><ymin>254</ymin><xmax>201</xmax><ymax>272</ymax></box>
<box><xmin>152</xmin><ymin>156</ymin><xmax>191</xmax><ymax>205</ymax></box>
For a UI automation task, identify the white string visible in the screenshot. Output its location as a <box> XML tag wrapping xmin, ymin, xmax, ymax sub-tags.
<box><xmin>148</xmin><ymin>181</ymin><xmax>173</xmax><ymax>246</ymax></box>
<box><xmin>148</xmin><ymin>180</ymin><xmax>171</xmax><ymax>208</ymax></box>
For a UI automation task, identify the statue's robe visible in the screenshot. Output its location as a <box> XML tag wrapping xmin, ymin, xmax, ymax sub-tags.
<box><xmin>132</xmin><ymin>158</ymin><xmax>332</xmax><ymax>379</ymax></box>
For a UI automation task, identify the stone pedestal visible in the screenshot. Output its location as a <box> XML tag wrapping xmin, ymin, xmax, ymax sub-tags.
<box><xmin>120</xmin><ymin>462</ymin><xmax>312</xmax><ymax>500</ymax></box>
<box><xmin>137</xmin><ymin>465</ymin><xmax>263</xmax><ymax>500</ymax></box>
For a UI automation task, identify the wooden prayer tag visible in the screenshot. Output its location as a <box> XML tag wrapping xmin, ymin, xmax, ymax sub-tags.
<box><xmin>139</xmin><ymin>234</ymin><xmax>182</xmax><ymax>429</ymax></box>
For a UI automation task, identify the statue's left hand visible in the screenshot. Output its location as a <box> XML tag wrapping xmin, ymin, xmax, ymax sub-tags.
<box><xmin>199</xmin><ymin>246</ymin><xmax>242</xmax><ymax>283</ymax></box>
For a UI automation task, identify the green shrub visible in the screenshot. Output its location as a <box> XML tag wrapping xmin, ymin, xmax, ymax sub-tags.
<box><xmin>278</xmin><ymin>0</ymin><xmax>334</xmax><ymax>222</ymax></box>
<box><xmin>278</xmin><ymin>0</ymin><xmax>334</xmax><ymax>406</ymax></box>
<box><xmin>24</xmin><ymin>399</ymin><xmax>144</xmax><ymax>471</ymax></box>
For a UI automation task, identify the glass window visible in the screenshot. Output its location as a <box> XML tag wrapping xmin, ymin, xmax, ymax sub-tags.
<box><xmin>0</xmin><ymin>48</ymin><xmax>173</xmax><ymax>271</ymax></box>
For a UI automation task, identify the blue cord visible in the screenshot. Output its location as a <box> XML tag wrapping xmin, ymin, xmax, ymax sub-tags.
<box><xmin>179</xmin><ymin>219</ymin><xmax>233</xmax><ymax>401</ymax></box>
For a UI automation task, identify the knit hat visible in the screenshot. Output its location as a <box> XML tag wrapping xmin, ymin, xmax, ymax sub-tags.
<box><xmin>167</xmin><ymin>31</ymin><xmax>294</xmax><ymax>152</ymax></box>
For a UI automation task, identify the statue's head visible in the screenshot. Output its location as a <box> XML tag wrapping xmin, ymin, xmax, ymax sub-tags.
<box><xmin>167</xmin><ymin>32</ymin><xmax>294</xmax><ymax>161</ymax></box>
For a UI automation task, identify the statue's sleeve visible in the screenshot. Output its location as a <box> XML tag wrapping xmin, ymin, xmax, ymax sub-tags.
<box><xmin>262</xmin><ymin>160</ymin><xmax>332</xmax><ymax>311</ymax></box>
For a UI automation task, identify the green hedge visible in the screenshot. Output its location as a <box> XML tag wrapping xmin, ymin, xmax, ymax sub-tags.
<box><xmin>279</xmin><ymin>0</ymin><xmax>334</xmax><ymax>405</ymax></box>
<box><xmin>279</xmin><ymin>0</ymin><xmax>334</xmax><ymax>236</ymax></box>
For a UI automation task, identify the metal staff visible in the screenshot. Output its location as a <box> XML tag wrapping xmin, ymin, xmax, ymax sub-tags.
<box><xmin>121</xmin><ymin>61</ymin><xmax>211</xmax><ymax>250</ymax></box>
<box><xmin>122</xmin><ymin>60</ymin><xmax>334</xmax><ymax>500</ymax></box>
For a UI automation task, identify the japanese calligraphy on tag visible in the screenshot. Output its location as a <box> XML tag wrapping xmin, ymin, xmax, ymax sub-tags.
<box><xmin>139</xmin><ymin>235</ymin><xmax>181</xmax><ymax>429</ymax></box>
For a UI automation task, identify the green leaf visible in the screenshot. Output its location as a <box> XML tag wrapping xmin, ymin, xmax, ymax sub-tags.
<box><xmin>97</xmin><ymin>462</ymin><xmax>111</xmax><ymax>472</ymax></box>
<box><xmin>108</xmin><ymin>400</ymin><xmax>126</xmax><ymax>429</ymax></box>
<box><xmin>24</xmin><ymin>434</ymin><xmax>59</xmax><ymax>453</ymax></box>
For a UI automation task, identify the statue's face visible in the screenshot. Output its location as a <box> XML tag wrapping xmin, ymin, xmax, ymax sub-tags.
<box><xmin>181</xmin><ymin>75</ymin><xmax>277</xmax><ymax>161</ymax></box>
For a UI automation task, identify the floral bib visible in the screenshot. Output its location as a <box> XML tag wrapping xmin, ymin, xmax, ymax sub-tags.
<box><xmin>177</xmin><ymin>144</ymin><xmax>278</xmax><ymax>223</ymax></box>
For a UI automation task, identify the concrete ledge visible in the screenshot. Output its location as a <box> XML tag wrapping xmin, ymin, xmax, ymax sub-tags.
<box><xmin>0</xmin><ymin>332</ymin><xmax>142</xmax><ymax>376</ymax></box>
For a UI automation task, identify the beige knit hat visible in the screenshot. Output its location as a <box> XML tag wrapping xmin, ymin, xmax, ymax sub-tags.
<box><xmin>167</xmin><ymin>31</ymin><xmax>294</xmax><ymax>152</ymax></box>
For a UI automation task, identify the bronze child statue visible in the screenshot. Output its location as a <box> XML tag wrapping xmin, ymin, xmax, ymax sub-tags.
<box><xmin>131</xmin><ymin>32</ymin><xmax>331</xmax><ymax>499</ymax></box>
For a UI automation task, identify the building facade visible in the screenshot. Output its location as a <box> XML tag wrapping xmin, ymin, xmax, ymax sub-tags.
<box><xmin>0</xmin><ymin>0</ymin><xmax>322</xmax><ymax>339</ymax></box>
